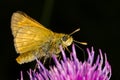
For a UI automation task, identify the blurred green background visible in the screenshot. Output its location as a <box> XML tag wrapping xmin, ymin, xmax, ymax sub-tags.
<box><xmin>0</xmin><ymin>0</ymin><xmax>120</xmax><ymax>80</ymax></box>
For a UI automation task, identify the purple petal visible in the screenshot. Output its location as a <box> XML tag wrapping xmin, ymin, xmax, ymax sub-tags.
<box><xmin>20</xmin><ymin>44</ymin><xmax>112</xmax><ymax>80</ymax></box>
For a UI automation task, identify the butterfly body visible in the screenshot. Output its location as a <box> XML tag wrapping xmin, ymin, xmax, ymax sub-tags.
<box><xmin>11</xmin><ymin>11</ymin><xmax>73</xmax><ymax>64</ymax></box>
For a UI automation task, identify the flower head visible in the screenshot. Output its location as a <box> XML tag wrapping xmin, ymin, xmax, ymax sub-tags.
<box><xmin>20</xmin><ymin>44</ymin><xmax>112</xmax><ymax>80</ymax></box>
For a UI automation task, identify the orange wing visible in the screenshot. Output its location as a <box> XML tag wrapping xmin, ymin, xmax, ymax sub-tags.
<box><xmin>11</xmin><ymin>11</ymin><xmax>52</xmax><ymax>37</ymax></box>
<box><xmin>11</xmin><ymin>11</ymin><xmax>54</xmax><ymax>54</ymax></box>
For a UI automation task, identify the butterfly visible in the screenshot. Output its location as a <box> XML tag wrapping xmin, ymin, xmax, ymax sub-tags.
<box><xmin>11</xmin><ymin>11</ymin><xmax>87</xmax><ymax>64</ymax></box>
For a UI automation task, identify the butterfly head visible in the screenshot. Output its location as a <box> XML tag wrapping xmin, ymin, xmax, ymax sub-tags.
<box><xmin>61</xmin><ymin>28</ymin><xmax>87</xmax><ymax>47</ymax></box>
<box><xmin>61</xmin><ymin>35</ymin><xmax>73</xmax><ymax>46</ymax></box>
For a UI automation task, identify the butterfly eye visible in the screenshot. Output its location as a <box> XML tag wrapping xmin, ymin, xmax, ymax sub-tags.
<box><xmin>62</xmin><ymin>36</ymin><xmax>68</xmax><ymax>41</ymax></box>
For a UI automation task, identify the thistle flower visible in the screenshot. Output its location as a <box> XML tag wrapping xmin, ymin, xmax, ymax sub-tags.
<box><xmin>20</xmin><ymin>44</ymin><xmax>112</xmax><ymax>80</ymax></box>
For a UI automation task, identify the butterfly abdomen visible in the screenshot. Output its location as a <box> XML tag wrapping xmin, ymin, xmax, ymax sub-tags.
<box><xmin>16</xmin><ymin>51</ymin><xmax>36</xmax><ymax>64</ymax></box>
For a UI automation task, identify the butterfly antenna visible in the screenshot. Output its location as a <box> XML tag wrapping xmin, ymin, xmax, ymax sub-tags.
<box><xmin>73</xmin><ymin>40</ymin><xmax>87</xmax><ymax>45</ymax></box>
<box><xmin>69</xmin><ymin>28</ymin><xmax>80</xmax><ymax>36</ymax></box>
<box><xmin>74</xmin><ymin>43</ymin><xmax>86</xmax><ymax>60</ymax></box>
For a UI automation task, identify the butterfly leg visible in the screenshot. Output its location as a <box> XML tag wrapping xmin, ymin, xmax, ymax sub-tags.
<box><xmin>43</xmin><ymin>55</ymin><xmax>49</xmax><ymax>64</ymax></box>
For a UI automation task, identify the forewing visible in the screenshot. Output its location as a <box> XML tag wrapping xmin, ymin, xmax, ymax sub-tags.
<box><xmin>14</xmin><ymin>26</ymin><xmax>53</xmax><ymax>54</ymax></box>
<box><xmin>11</xmin><ymin>11</ymin><xmax>52</xmax><ymax>37</ymax></box>
<box><xmin>11</xmin><ymin>11</ymin><xmax>54</xmax><ymax>54</ymax></box>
